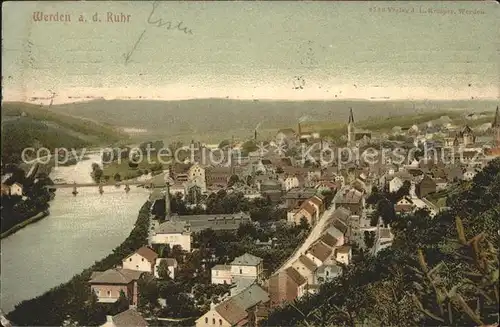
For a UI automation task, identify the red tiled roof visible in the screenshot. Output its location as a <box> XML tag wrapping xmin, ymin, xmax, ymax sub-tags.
<box><xmin>297</xmin><ymin>255</ymin><xmax>318</xmax><ymax>272</ymax></box>
<box><xmin>284</xmin><ymin>267</ymin><xmax>306</xmax><ymax>286</ymax></box>
<box><xmin>307</xmin><ymin>242</ymin><xmax>333</xmax><ymax>262</ymax></box>
<box><xmin>336</xmin><ymin>245</ymin><xmax>351</xmax><ymax>254</ymax></box>
<box><xmin>308</xmin><ymin>196</ymin><xmax>323</xmax><ymax>208</ymax></box>
<box><xmin>128</xmin><ymin>246</ymin><xmax>158</xmax><ymax>263</ymax></box>
<box><xmin>320</xmin><ymin>233</ymin><xmax>338</xmax><ymax>248</ymax></box>
<box><xmin>299</xmin><ymin>201</ymin><xmax>316</xmax><ymax>216</ymax></box>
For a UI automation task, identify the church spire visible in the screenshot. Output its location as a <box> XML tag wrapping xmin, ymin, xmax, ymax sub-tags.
<box><xmin>348</xmin><ymin>107</ymin><xmax>354</xmax><ymax>124</ymax></box>
<box><xmin>493</xmin><ymin>106</ymin><xmax>500</xmax><ymax>128</ymax></box>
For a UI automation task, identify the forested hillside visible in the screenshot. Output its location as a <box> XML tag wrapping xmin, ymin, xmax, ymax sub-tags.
<box><xmin>264</xmin><ymin>159</ymin><xmax>500</xmax><ymax>327</ymax></box>
<box><xmin>1</xmin><ymin>102</ymin><xmax>126</xmax><ymax>164</ymax></box>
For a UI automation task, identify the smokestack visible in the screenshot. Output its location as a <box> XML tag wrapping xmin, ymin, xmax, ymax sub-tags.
<box><xmin>164</xmin><ymin>177</ymin><xmax>171</xmax><ymax>219</ymax></box>
<box><xmin>254</xmin><ymin>129</ymin><xmax>257</xmax><ymax>141</ymax></box>
<box><xmin>298</xmin><ymin>122</ymin><xmax>302</xmax><ymax>135</ymax></box>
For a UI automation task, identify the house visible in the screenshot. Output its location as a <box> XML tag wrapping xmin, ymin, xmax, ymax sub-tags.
<box><xmin>122</xmin><ymin>246</ymin><xmax>158</xmax><ymax>273</ymax></box>
<box><xmin>205</xmin><ymin>166</ymin><xmax>232</xmax><ymax>189</ymax></box>
<box><xmin>395</xmin><ymin>196</ymin><xmax>415</xmax><ymax>214</ymax></box>
<box><xmin>334</xmin><ymin>187</ymin><xmax>364</xmax><ymax>215</ymax></box>
<box><xmin>388</xmin><ymin>176</ymin><xmax>405</xmax><ymax>193</ymax></box>
<box><xmin>323</xmin><ymin>225</ymin><xmax>346</xmax><ymax>246</ymax></box>
<box><xmin>9</xmin><ymin>182</ymin><xmax>23</xmax><ymax>196</ymax></box>
<box><xmin>195</xmin><ymin>284</ymin><xmax>270</xmax><ymax>327</ymax></box>
<box><xmin>373</xmin><ymin>227</ymin><xmax>394</xmax><ymax>255</ymax></box>
<box><xmin>150</xmin><ymin>221</ymin><xmax>192</xmax><ymax>252</ymax></box>
<box><xmin>101</xmin><ymin>308</ymin><xmax>148</xmax><ymax>327</ymax></box>
<box><xmin>315</xmin><ymin>180</ymin><xmax>339</xmax><ymax>194</ymax></box>
<box><xmin>284</xmin><ymin>188</ymin><xmax>317</xmax><ymax>209</ymax></box>
<box><xmin>187</xmin><ymin>163</ymin><xmax>207</xmax><ymax>192</ymax></box>
<box><xmin>171</xmin><ymin>213</ymin><xmax>251</xmax><ymax>233</ymax></box>
<box><xmin>154</xmin><ymin>258</ymin><xmax>177</xmax><ymax>279</ymax></box>
<box><xmin>283</xmin><ymin>175</ymin><xmax>300</xmax><ymax>192</ymax></box>
<box><xmin>258</xmin><ymin>179</ymin><xmax>283</xmax><ymax>203</ymax></box>
<box><xmin>211</xmin><ymin>265</ymin><xmax>232</xmax><ymax>285</ymax></box>
<box><xmin>416</xmin><ymin>174</ymin><xmax>437</xmax><ymax>198</ymax></box>
<box><xmin>334</xmin><ymin>245</ymin><xmax>352</xmax><ymax>265</ymax></box>
<box><xmin>291</xmin><ymin>255</ymin><xmax>317</xmax><ymax>285</ymax></box>
<box><xmin>268</xmin><ymin>267</ymin><xmax>307</xmax><ymax>308</ymax></box>
<box><xmin>314</xmin><ymin>264</ymin><xmax>342</xmax><ymax>285</ymax></box>
<box><xmin>290</xmin><ymin>200</ymin><xmax>317</xmax><ymax>226</ymax></box>
<box><xmin>89</xmin><ymin>268</ymin><xmax>144</xmax><ymax>306</ymax></box>
<box><xmin>463</xmin><ymin>168</ymin><xmax>477</xmax><ymax>181</ymax></box>
<box><xmin>319</xmin><ymin>232</ymin><xmax>340</xmax><ymax>248</ymax></box>
<box><xmin>307</xmin><ymin>195</ymin><xmax>325</xmax><ymax>217</ymax></box>
<box><xmin>230</xmin><ymin>253</ymin><xmax>264</xmax><ymax>284</ymax></box>
<box><xmin>305</xmin><ymin>241</ymin><xmax>333</xmax><ymax>267</ymax></box>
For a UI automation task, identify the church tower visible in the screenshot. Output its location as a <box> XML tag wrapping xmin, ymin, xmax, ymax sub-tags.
<box><xmin>347</xmin><ymin>107</ymin><xmax>355</xmax><ymax>146</ymax></box>
<box><xmin>493</xmin><ymin>106</ymin><xmax>500</xmax><ymax>147</ymax></box>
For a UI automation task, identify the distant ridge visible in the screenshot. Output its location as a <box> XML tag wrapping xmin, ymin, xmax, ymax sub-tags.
<box><xmin>3</xmin><ymin>98</ymin><xmax>497</xmax><ymax>142</ymax></box>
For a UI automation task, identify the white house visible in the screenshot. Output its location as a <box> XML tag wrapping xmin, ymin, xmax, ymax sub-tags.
<box><xmin>463</xmin><ymin>168</ymin><xmax>477</xmax><ymax>181</ymax></box>
<box><xmin>335</xmin><ymin>245</ymin><xmax>352</xmax><ymax>265</ymax></box>
<box><xmin>314</xmin><ymin>264</ymin><xmax>342</xmax><ymax>285</ymax></box>
<box><xmin>230</xmin><ymin>253</ymin><xmax>264</xmax><ymax>284</ymax></box>
<box><xmin>9</xmin><ymin>182</ymin><xmax>23</xmax><ymax>196</ymax></box>
<box><xmin>305</xmin><ymin>241</ymin><xmax>333</xmax><ymax>267</ymax></box>
<box><xmin>373</xmin><ymin>227</ymin><xmax>394</xmax><ymax>255</ymax></box>
<box><xmin>323</xmin><ymin>226</ymin><xmax>345</xmax><ymax>247</ymax></box>
<box><xmin>389</xmin><ymin>176</ymin><xmax>405</xmax><ymax>193</ymax></box>
<box><xmin>188</xmin><ymin>163</ymin><xmax>207</xmax><ymax>193</ymax></box>
<box><xmin>122</xmin><ymin>246</ymin><xmax>158</xmax><ymax>273</ymax></box>
<box><xmin>150</xmin><ymin>221</ymin><xmax>192</xmax><ymax>252</ymax></box>
<box><xmin>154</xmin><ymin>258</ymin><xmax>178</xmax><ymax>279</ymax></box>
<box><xmin>283</xmin><ymin>176</ymin><xmax>300</xmax><ymax>192</ymax></box>
<box><xmin>211</xmin><ymin>265</ymin><xmax>232</xmax><ymax>285</ymax></box>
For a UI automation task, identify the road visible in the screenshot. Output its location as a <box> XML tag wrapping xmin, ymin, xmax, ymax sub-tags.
<box><xmin>275</xmin><ymin>202</ymin><xmax>337</xmax><ymax>274</ymax></box>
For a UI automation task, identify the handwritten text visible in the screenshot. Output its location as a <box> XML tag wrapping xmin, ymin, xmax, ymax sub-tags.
<box><xmin>124</xmin><ymin>1</ymin><xmax>193</xmax><ymax>64</ymax></box>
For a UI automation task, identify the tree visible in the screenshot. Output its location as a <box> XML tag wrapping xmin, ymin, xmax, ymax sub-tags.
<box><xmin>171</xmin><ymin>245</ymin><xmax>184</xmax><ymax>264</ymax></box>
<box><xmin>91</xmin><ymin>163</ymin><xmax>103</xmax><ymax>183</ymax></box>
<box><xmin>110</xmin><ymin>290</ymin><xmax>129</xmax><ymax>315</ymax></box>
<box><xmin>228</xmin><ymin>175</ymin><xmax>239</xmax><ymax>187</ymax></box>
<box><xmin>276</xmin><ymin>166</ymin><xmax>284</xmax><ymax>174</ymax></box>
<box><xmin>363</xmin><ymin>231</ymin><xmax>376</xmax><ymax>248</ymax></box>
<box><xmin>218</xmin><ymin>140</ymin><xmax>230</xmax><ymax>149</ymax></box>
<box><xmin>299</xmin><ymin>217</ymin><xmax>310</xmax><ymax>231</ymax></box>
<box><xmin>157</xmin><ymin>260</ymin><xmax>171</xmax><ymax>280</ymax></box>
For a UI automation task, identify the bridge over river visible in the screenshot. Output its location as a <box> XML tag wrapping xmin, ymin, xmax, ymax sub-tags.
<box><xmin>43</xmin><ymin>172</ymin><xmax>173</xmax><ymax>196</ymax></box>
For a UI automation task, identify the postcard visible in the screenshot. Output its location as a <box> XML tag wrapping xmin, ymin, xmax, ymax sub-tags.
<box><xmin>1</xmin><ymin>1</ymin><xmax>499</xmax><ymax>326</ymax></box>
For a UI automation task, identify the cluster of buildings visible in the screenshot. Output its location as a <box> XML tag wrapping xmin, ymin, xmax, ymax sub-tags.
<box><xmin>88</xmin><ymin>105</ymin><xmax>500</xmax><ymax>327</ymax></box>
<box><xmin>88</xmin><ymin>245</ymin><xmax>177</xmax><ymax>326</ymax></box>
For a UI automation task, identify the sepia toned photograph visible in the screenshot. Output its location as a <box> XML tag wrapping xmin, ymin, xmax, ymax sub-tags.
<box><xmin>1</xmin><ymin>1</ymin><xmax>499</xmax><ymax>326</ymax></box>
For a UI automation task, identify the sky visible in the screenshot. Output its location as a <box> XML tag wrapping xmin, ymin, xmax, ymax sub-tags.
<box><xmin>2</xmin><ymin>1</ymin><xmax>499</xmax><ymax>104</ymax></box>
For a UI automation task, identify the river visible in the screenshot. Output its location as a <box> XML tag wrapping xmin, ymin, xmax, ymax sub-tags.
<box><xmin>0</xmin><ymin>154</ymin><xmax>150</xmax><ymax>313</ymax></box>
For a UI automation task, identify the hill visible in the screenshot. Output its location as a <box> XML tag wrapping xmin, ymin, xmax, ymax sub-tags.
<box><xmin>264</xmin><ymin>159</ymin><xmax>500</xmax><ymax>327</ymax></box>
<box><xmin>1</xmin><ymin>102</ymin><xmax>127</xmax><ymax>164</ymax></box>
<box><xmin>37</xmin><ymin>99</ymin><xmax>498</xmax><ymax>142</ymax></box>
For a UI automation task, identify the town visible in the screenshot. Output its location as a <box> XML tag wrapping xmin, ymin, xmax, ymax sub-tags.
<box><xmin>4</xmin><ymin>106</ymin><xmax>497</xmax><ymax>326</ymax></box>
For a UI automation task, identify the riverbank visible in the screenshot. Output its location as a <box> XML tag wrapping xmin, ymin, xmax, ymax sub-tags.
<box><xmin>0</xmin><ymin>210</ymin><xmax>49</xmax><ymax>240</ymax></box>
<box><xmin>6</xmin><ymin>200</ymin><xmax>151</xmax><ymax>326</ymax></box>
